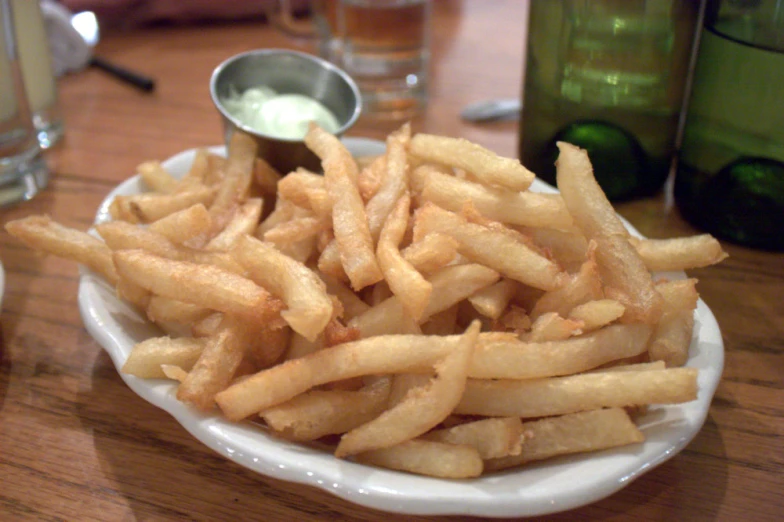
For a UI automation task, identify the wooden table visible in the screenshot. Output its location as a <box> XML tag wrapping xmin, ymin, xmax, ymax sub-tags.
<box><xmin>1</xmin><ymin>1</ymin><xmax>782</xmax><ymax>520</ymax></box>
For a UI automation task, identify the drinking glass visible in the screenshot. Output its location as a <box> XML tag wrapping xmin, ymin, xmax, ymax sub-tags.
<box><xmin>0</xmin><ymin>0</ymin><xmax>49</xmax><ymax>207</ymax></box>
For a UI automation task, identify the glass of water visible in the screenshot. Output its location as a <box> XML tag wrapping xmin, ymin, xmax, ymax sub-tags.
<box><xmin>0</xmin><ymin>0</ymin><xmax>49</xmax><ymax>207</ymax></box>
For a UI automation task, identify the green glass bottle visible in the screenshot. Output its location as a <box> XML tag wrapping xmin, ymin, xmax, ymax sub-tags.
<box><xmin>519</xmin><ymin>0</ymin><xmax>701</xmax><ymax>201</ymax></box>
<box><xmin>675</xmin><ymin>0</ymin><xmax>784</xmax><ymax>251</ymax></box>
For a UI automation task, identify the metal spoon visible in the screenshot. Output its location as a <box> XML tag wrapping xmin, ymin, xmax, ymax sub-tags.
<box><xmin>71</xmin><ymin>11</ymin><xmax>156</xmax><ymax>93</ymax></box>
<box><xmin>460</xmin><ymin>98</ymin><xmax>521</xmax><ymax>123</ymax></box>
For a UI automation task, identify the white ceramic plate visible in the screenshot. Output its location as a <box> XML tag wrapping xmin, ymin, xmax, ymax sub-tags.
<box><xmin>78</xmin><ymin>138</ymin><xmax>724</xmax><ymax>518</ymax></box>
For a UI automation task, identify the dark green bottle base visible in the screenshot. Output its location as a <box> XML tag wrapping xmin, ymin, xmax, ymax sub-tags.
<box><xmin>674</xmin><ymin>157</ymin><xmax>784</xmax><ymax>252</ymax></box>
<box><xmin>525</xmin><ymin>120</ymin><xmax>670</xmax><ymax>202</ymax></box>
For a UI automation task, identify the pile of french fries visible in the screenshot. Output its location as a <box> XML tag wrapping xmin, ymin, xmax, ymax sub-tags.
<box><xmin>5</xmin><ymin>124</ymin><xmax>728</xmax><ymax>479</ymax></box>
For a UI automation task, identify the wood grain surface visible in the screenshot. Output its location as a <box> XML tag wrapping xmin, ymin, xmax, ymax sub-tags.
<box><xmin>1</xmin><ymin>1</ymin><xmax>782</xmax><ymax>520</ymax></box>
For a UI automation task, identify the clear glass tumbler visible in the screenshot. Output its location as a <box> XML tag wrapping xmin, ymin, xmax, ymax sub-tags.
<box><xmin>0</xmin><ymin>0</ymin><xmax>49</xmax><ymax>207</ymax></box>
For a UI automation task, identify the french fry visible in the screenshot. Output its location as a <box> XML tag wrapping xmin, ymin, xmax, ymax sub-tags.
<box><xmin>355</xmin><ymin>440</ymin><xmax>483</xmax><ymax>479</ymax></box>
<box><xmin>231</xmin><ymin>235</ymin><xmax>333</xmax><ymax>341</ymax></box>
<box><xmin>215</xmin><ymin>331</ymin><xmax>470</xmax><ymax>420</ymax></box>
<box><xmin>208</xmin><ymin>131</ymin><xmax>257</xmax><ymax>234</ymax></box>
<box><xmin>455</xmin><ymin>367</ymin><xmax>698</xmax><ymax>417</ymax></box>
<box><xmin>253</xmin><ymin>156</ymin><xmax>282</xmax><ymax>197</ymax></box>
<box><xmin>263</xmin><ymin>216</ymin><xmax>325</xmax><ymax>244</ymax></box>
<box><xmin>113</xmin><ymin>249</ymin><xmax>283</xmax><ymax>322</ymax></box>
<box><xmin>121</xmin><ymin>336</ymin><xmax>206</xmax><ymax>379</ymax></box>
<box><xmin>357</xmin><ymin>154</ymin><xmax>386</xmax><ymax>202</ymax></box>
<box><xmin>468</xmin><ymin>279</ymin><xmax>518</xmax><ymax>320</ymax></box>
<box><xmin>261</xmin><ymin>377</ymin><xmax>391</xmax><ymax>440</ymax></box>
<box><xmin>177</xmin><ymin>314</ymin><xmax>255</xmax><ymax>410</ymax></box>
<box><xmin>649</xmin><ymin>279</ymin><xmax>699</xmax><ymax>367</ymax></box>
<box><xmin>568</xmin><ymin>299</ymin><xmax>626</xmax><ymax>332</ymax></box>
<box><xmin>555</xmin><ymin>142</ymin><xmax>662</xmax><ymax>324</ymax></box>
<box><xmin>366</xmin><ymin>124</ymin><xmax>410</xmax><ymax>242</ymax></box>
<box><xmin>138</xmin><ymin>160</ymin><xmax>178</xmax><ymax>193</ymax></box>
<box><xmin>307</xmin><ymin>125</ymin><xmax>383</xmax><ymax>290</ymax></box>
<box><xmin>110</xmin><ymin>186</ymin><xmax>217</xmax><ymax>224</ymax></box>
<box><xmin>5</xmin><ymin>215</ymin><xmax>118</xmax><ymax>285</ymax></box>
<box><xmin>524</xmin><ymin>312</ymin><xmax>584</xmax><ymax>342</ymax></box>
<box><xmin>530</xmin><ymin>247</ymin><xmax>603</xmax><ymax>320</ymax></box>
<box><xmin>409</xmin><ymin>134</ymin><xmax>535</xmax><ymax>191</ymax></box>
<box><xmin>205</xmin><ymin>198</ymin><xmax>263</xmax><ymax>251</ymax></box>
<box><xmin>377</xmin><ymin>194</ymin><xmax>432</xmax><ymax>321</ymax></box>
<box><xmin>320</xmin><ymin>273</ymin><xmax>370</xmax><ymax>321</ymax></box>
<box><xmin>277</xmin><ymin>169</ymin><xmax>325</xmax><ymax>208</ymax></box>
<box><xmin>470</xmin><ymin>323</ymin><xmax>651</xmax><ymax>379</ymax></box>
<box><xmin>424</xmin><ymin>417</ymin><xmax>525</xmax><ymax>459</ymax></box>
<box><xmin>96</xmin><ymin>220</ymin><xmax>244</xmax><ymax>274</ymax></box>
<box><xmin>148</xmin><ymin>204</ymin><xmax>212</xmax><ymax>246</ymax></box>
<box><xmin>401</xmin><ymin>232</ymin><xmax>459</xmax><ymax>274</ymax></box>
<box><xmin>421</xmin><ymin>169</ymin><xmax>573</xmax><ymax>229</ymax></box>
<box><xmin>631</xmin><ymin>235</ymin><xmax>728</xmax><ymax>272</ymax></box>
<box><xmin>146</xmin><ymin>296</ymin><xmax>212</xmax><ymax>325</ymax></box>
<box><xmin>414</xmin><ymin>203</ymin><xmax>565</xmax><ymax>291</ymax></box>
<box><xmin>485</xmin><ymin>408</ymin><xmax>644</xmax><ymax>471</ymax></box>
<box><xmin>335</xmin><ymin>322</ymin><xmax>479</xmax><ymax>456</ymax></box>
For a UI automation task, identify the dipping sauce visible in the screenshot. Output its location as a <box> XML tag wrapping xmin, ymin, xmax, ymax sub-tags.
<box><xmin>221</xmin><ymin>86</ymin><xmax>341</xmax><ymax>140</ymax></box>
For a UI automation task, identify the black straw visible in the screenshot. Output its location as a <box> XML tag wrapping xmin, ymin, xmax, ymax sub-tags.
<box><xmin>90</xmin><ymin>56</ymin><xmax>156</xmax><ymax>93</ymax></box>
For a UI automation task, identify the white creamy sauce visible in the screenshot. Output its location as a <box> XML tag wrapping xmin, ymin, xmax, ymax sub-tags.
<box><xmin>221</xmin><ymin>86</ymin><xmax>341</xmax><ymax>140</ymax></box>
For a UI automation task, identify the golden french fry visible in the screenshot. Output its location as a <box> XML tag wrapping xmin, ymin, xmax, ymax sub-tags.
<box><xmin>116</xmin><ymin>277</ymin><xmax>151</xmax><ymax>309</ymax></box>
<box><xmin>232</xmin><ymin>234</ymin><xmax>333</xmax><ymax>341</ymax></box>
<box><xmin>148</xmin><ymin>204</ymin><xmax>212</xmax><ymax>246</ymax></box>
<box><xmin>524</xmin><ymin>312</ymin><xmax>584</xmax><ymax>342</ymax></box>
<box><xmin>527</xmin><ymin>227</ymin><xmax>590</xmax><ymax>273</ymax></box>
<box><xmin>530</xmin><ymin>249</ymin><xmax>603</xmax><ymax>320</ymax></box>
<box><xmin>424</xmin><ymin>417</ymin><xmax>525</xmax><ymax>459</ymax></box>
<box><xmin>357</xmin><ymin>154</ymin><xmax>386</xmax><ymax>202</ymax></box>
<box><xmin>649</xmin><ymin>279</ymin><xmax>699</xmax><ymax>367</ymax></box>
<box><xmin>495</xmin><ymin>305</ymin><xmax>532</xmax><ymax>334</ymax></box>
<box><xmin>414</xmin><ymin>203</ymin><xmax>565</xmax><ymax>291</ymax></box>
<box><xmin>455</xmin><ymin>367</ymin><xmax>698</xmax><ymax>417</ymax></box>
<box><xmin>177</xmin><ymin>314</ymin><xmax>255</xmax><ymax>410</ymax></box>
<box><xmin>485</xmin><ymin>408</ymin><xmax>644</xmax><ymax>471</ymax></box>
<box><xmin>146</xmin><ymin>296</ymin><xmax>212</xmax><ymax>325</ymax></box>
<box><xmin>178</xmin><ymin>148</ymin><xmax>210</xmax><ymax>189</ymax></box>
<box><xmin>555</xmin><ymin>142</ymin><xmax>662</xmax><ymax>324</ymax></box>
<box><xmin>277</xmin><ymin>169</ymin><xmax>325</xmax><ymax>209</ymax></box>
<box><xmin>121</xmin><ymin>336</ymin><xmax>206</xmax><ymax>379</ymax></box>
<box><xmin>161</xmin><ymin>364</ymin><xmax>190</xmax><ymax>382</ymax></box>
<box><xmin>263</xmin><ymin>216</ymin><xmax>325</xmax><ymax>244</ymax></box>
<box><xmin>335</xmin><ymin>322</ymin><xmax>479</xmax><ymax>457</ymax></box>
<box><xmin>348</xmin><ymin>295</ymin><xmax>422</xmax><ymax>337</ymax></box>
<box><xmin>138</xmin><ymin>160</ymin><xmax>178</xmax><ymax>193</ymax></box>
<box><xmin>401</xmin><ymin>232</ymin><xmax>459</xmax><ymax>274</ymax></box>
<box><xmin>422</xmin><ymin>169</ymin><xmax>572</xmax><ymax>229</ymax></box>
<box><xmin>366</xmin><ymin>124</ymin><xmax>410</xmax><ymax>241</ymax></box>
<box><xmin>306</xmin><ymin>124</ymin><xmax>382</xmax><ymax>290</ymax></box>
<box><xmin>253</xmin><ymin>156</ymin><xmax>282</xmax><ymax>197</ymax></box>
<box><xmin>111</xmin><ymin>186</ymin><xmax>217</xmax><ymax>224</ymax></box>
<box><xmin>209</xmin><ymin>131</ymin><xmax>257</xmax><ymax>233</ymax></box>
<box><xmin>377</xmin><ymin>194</ymin><xmax>432</xmax><ymax>321</ymax></box>
<box><xmin>192</xmin><ymin>312</ymin><xmax>223</xmax><ymax>338</ymax></box>
<box><xmin>205</xmin><ymin>198</ymin><xmax>263</xmax><ymax>251</ymax></box>
<box><xmin>215</xmin><ymin>331</ymin><xmax>470</xmax><ymax>421</ymax></box>
<box><xmin>261</xmin><ymin>377</ymin><xmax>391</xmax><ymax>440</ymax></box>
<box><xmin>356</xmin><ymin>440</ymin><xmax>483</xmax><ymax>479</ymax></box>
<box><xmin>96</xmin><ymin>220</ymin><xmax>244</xmax><ymax>274</ymax></box>
<box><xmin>468</xmin><ymin>279</ymin><xmax>518</xmax><ymax>320</ymax></box>
<box><xmin>421</xmin><ymin>263</ymin><xmax>500</xmax><ymax>319</ymax></box>
<box><xmin>568</xmin><ymin>299</ymin><xmax>626</xmax><ymax>332</ymax></box>
<box><xmin>470</xmin><ymin>323</ymin><xmax>651</xmax><ymax>379</ymax></box>
<box><xmin>113</xmin><ymin>249</ymin><xmax>283</xmax><ymax>322</ymax></box>
<box><xmin>317</xmin><ymin>238</ymin><xmax>349</xmax><ymax>282</ymax></box>
<box><xmin>409</xmin><ymin>134</ymin><xmax>535</xmax><ymax>191</ymax></box>
<box><xmin>5</xmin><ymin>215</ymin><xmax>118</xmax><ymax>285</ymax></box>
<box><xmin>631</xmin><ymin>235</ymin><xmax>728</xmax><ymax>272</ymax></box>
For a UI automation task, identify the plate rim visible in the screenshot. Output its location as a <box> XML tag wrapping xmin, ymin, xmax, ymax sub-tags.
<box><xmin>78</xmin><ymin>138</ymin><xmax>724</xmax><ymax>518</ymax></box>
